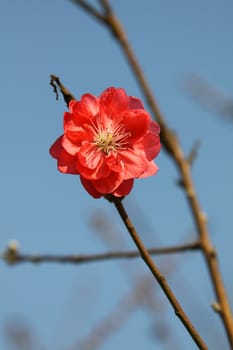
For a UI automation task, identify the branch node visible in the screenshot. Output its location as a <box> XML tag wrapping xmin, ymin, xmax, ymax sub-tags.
<box><xmin>176</xmin><ymin>178</ymin><xmax>185</xmax><ymax>188</ymax></box>
<box><xmin>158</xmin><ymin>274</ymin><xmax>166</xmax><ymax>284</ymax></box>
<box><xmin>175</xmin><ymin>309</ymin><xmax>182</xmax><ymax>317</ymax></box>
<box><xmin>186</xmin><ymin>140</ymin><xmax>201</xmax><ymax>166</ymax></box>
<box><xmin>200</xmin><ymin>211</ymin><xmax>208</xmax><ymax>224</ymax></box>
<box><xmin>3</xmin><ymin>240</ymin><xmax>20</xmax><ymax>265</ymax></box>
<box><xmin>212</xmin><ymin>301</ymin><xmax>222</xmax><ymax>314</ymax></box>
<box><xmin>209</xmin><ymin>248</ymin><xmax>217</xmax><ymax>259</ymax></box>
<box><xmin>186</xmin><ymin>187</ymin><xmax>195</xmax><ymax>198</ymax></box>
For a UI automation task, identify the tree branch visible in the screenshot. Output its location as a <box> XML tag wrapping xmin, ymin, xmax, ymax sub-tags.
<box><xmin>70</xmin><ymin>1</ymin><xmax>233</xmax><ymax>346</ymax></box>
<box><xmin>70</xmin><ymin>0</ymin><xmax>107</xmax><ymax>23</ymax></box>
<box><xmin>111</xmin><ymin>197</ymin><xmax>208</xmax><ymax>350</ymax></box>
<box><xmin>50</xmin><ymin>74</ymin><xmax>75</xmax><ymax>107</ymax></box>
<box><xmin>1</xmin><ymin>240</ymin><xmax>200</xmax><ymax>265</ymax></box>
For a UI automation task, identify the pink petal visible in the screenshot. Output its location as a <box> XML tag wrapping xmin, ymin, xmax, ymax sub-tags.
<box><xmin>78</xmin><ymin>142</ymin><xmax>104</xmax><ymax>169</ymax></box>
<box><xmin>134</xmin><ymin>133</ymin><xmax>161</xmax><ymax>160</ymax></box>
<box><xmin>57</xmin><ymin>149</ymin><xmax>78</xmax><ymax>174</ymax></box>
<box><xmin>76</xmin><ymin>153</ymin><xmax>111</xmax><ymax>180</ymax></box>
<box><xmin>91</xmin><ymin>171</ymin><xmax>123</xmax><ymax>194</ymax></box>
<box><xmin>129</xmin><ymin>96</ymin><xmax>144</xmax><ymax>109</ymax></box>
<box><xmin>149</xmin><ymin>119</ymin><xmax>160</xmax><ymax>135</ymax></box>
<box><xmin>80</xmin><ymin>177</ymin><xmax>102</xmax><ymax>198</ymax></box>
<box><xmin>62</xmin><ymin>136</ymin><xmax>81</xmax><ymax>155</ymax></box>
<box><xmin>69</xmin><ymin>94</ymin><xmax>99</xmax><ymax>117</ymax></box>
<box><xmin>138</xmin><ymin>161</ymin><xmax>159</xmax><ymax>178</ymax></box>
<box><xmin>64</xmin><ymin>120</ymin><xmax>94</xmax><ymax>145</ymax></box>
<box><xmin>49</xmin><ymin>135</ymin><xmax>64</xmax><ymax>159</ymax></box>
<box><xmin>113</xmin><ymin>179</ymin><xmax>134</xmax><ymax>197</ymax></box>
<box><xmin>99</xmin><ymin>87</ymin><xmax>129</xmax><ymax>117</ymax></box>
<box><xmin>49</xmin><ymin>136</ymin><xmax>78</xmax><ymax>174</ymax></box>
<box><xmin>105</xmin><ymin>153</ymin><xmax>123</xmax><ymax>173</ymax></box>
<box><xmin>119</xmin><ymin>149</ymin><xmax>148</xmax><ymax>178</ymax></box>
<box><xmin>64</xmin><ymin>110</ymin><xmax>92</xmax><ymax>129</ymax></box>
<box><xmin>124</xmin><ymin>110</ymin><xmax>149</xmax><ymax>141</ymax></box>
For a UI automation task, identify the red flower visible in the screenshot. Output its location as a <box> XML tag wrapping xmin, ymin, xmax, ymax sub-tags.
<box><xmin>50</xmin><ymin>87</ymin><xmax>161</xmax><ymax>198</ymax></box>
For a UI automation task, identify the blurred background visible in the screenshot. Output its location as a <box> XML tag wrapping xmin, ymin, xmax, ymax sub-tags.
<box><xmin>1</xmin><ymin>0</ymin><xmax>233</xmax><ymax>349</ymax></box>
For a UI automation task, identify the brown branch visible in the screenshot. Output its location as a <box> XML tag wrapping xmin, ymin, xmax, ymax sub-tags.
<box><xmin>71</xmin><ymin>1</ymin><xmax>233</xmax><ymax>347</ymax></box>
<box><xmin>111</xmin><ymin>197</ymin><xmax>208</xmax><ymax>350</ymax></box>
<box><xmin>50</xmin><ymin>74</ymin><xmax>75</xmax><ymax>107</ymax></box>
<box><xmin>69</xmin><ymin>0</ymin><xmax>107</xmax><ymax>23</ymax></box>
<box><xmin>1</xmin><ymin>241</ymin><xmax>200</xmax><ymax>266</ymax></box>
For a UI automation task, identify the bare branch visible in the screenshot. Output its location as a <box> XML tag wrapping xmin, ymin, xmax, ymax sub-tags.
<box><xmin>50</xmin><ymin>74</ymin><xmax>75</xmax><ymax>107</ymax></box>
<box><xmin>186</xmin><ymin>140</ymin><xmax>201</xmax><ymax>167</ymax></box>
<box><xmin>1</xmin><ymin>241</ymin><xmax>200</xmax><ymax>266</ymax></box>
<box><xmin>184</xmin><ymin>74</ymin><xmax>233</xmax><ymax>121</ymax></box>
<box><xmin>69</xmin><ymin>1</ymin><xmax>233</xmax><ymax>345</ymax></box>
<box><xmin>112</xmin><ymin>197</ymin><xmax>208</xmax><ymax>350</ymax></box>
<box><xmin>69</xmin><ymin>0</ymin><xmax>106</xmax><ymax>23</ymax></box>
<box><xmin>99</xmin><ymin>0</ymin><xmax>111</xmax><ymax>14</ymax></box>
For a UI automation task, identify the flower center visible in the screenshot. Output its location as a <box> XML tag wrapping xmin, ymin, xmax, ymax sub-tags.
<box><xmin>93</xmin><ymin>119</ymin><xmax>130</xmax><ymax>155</ymax></box>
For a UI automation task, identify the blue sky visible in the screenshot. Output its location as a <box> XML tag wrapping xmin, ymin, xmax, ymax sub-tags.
<box><xmin>1</xmin><ymin>1</ymin><xmax>233</xmax><ymax>349</ymax></box>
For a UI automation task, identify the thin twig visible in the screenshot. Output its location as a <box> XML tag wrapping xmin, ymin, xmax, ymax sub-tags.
<box><xmin>184</xmin><ymin>74</ymin><xmax>233</xmax><ymax>121</ymax></box>
<box><xmin>1</xmin><ymin>241</ymin><xmax>200</xmax><ymax>265</ymax></box>
<box><xmin>69</xmin><ymin>0</ymin><xmax>106</xmax><ymax>23</ymax></box>
<box><xmin>112</xmin><ymin>197</ymin><xmax>208</xmax><ymax>350</ymax></box>
<box><xmin>72</xmin><ymin>1</ymin><xmax>233</xmax><ymax>346</ymax></box>
<box><xmin>186</xmin><ymin>140</ymin><xmax>201</xmax><ymax>167</ymax></box>
<box><xmin>50</xmin><ymin>74</ymin><xmax>75</xmax><ymax>107</ymax></box>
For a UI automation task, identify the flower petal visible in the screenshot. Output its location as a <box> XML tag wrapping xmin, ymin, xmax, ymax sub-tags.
<box><xmin>105</xmin><ymin>153</ymin><xmax>123</xmax><ymax>173</ymax></box>
<box><xmin>76</xmin><ymin>152</ymin><xmax>111</xmax><ymax>180</ymax></box>
<box><xmin>69</xmin><ymin>94</ymin><xmax>99</xmax><ymax>117</ymax></box>
<box><xmin>49</xmin><ymin>136</ymin><xmax>78</xmax><ymax>174</ymax></box>
<box><xmin>80</xmin><ymin>177</ymin><xmax>102</xmax><ymax>198</ymax></box>
<box><xmin>119</xmin><ymin>149</ymin><xmax>148</xmax><ymax>178</ymax></box>
<box><xmin>49</xmin><ymin>135</ymin><xmax>64</xmax><ymax>159</ymax></box>
<box><xmin>123</xmin><ymin>110</ymin><xmax>150</xmax><ymax>142</ymax></box>
<box><xmin>78</xmin><ymin>142</ymin><xmax>104</xmax><ymax>169</ymax></box>
<box><xmin>62</xmin><ymin>136</ymin><xmax>81</xmax><ymax>155</ymax></box>
<box><xmin>91</xmin><ymin>171</ymin><xmax>123</xmax><ymax>194</ymax></box>
<box><xmin>113</xmin><ymin>179</ymin><xmax>134</xmax><ymax>197</ymax></box>
<box><xmin>134</xmin><ymin>133</ymin><xmax>161</xmax><ymax>160</ymax></box>
<box><xmin>99</xmin><ymin>87</ymin><xmax>129</xmax><ymax>117</ymax></box>
<box><xmin>149</xmin><ymin>119</ymin><xmax>160</xmax><ymax>135</ymax></box>
<box><xmin>57</xmin><ymin>150</ymin><xmax>78</xmax><ymax>174</ymax></box>
<box><xmin>129</xmin><ymin>96</ymin><xmax>144</xmax><ymax>109</ymax></box>
<box><xmin>138</xmin><ymin>161</ymin><xmax>159</xmax><ymax>178</ymax></box>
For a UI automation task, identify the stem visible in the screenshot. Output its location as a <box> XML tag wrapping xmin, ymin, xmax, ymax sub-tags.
<box><xmin>112</xmin><ymin>197</ymin><xmax>208</xmax><ymax>350</ymax></box>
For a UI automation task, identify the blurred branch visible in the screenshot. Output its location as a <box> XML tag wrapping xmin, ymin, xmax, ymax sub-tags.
<box><xmin>70</xmin><ymin>285</ymin><xmax>135</xmax><ymax>350</ymax></box>
<box><xmin>5</xmin><ymin>317</ymin><xmax>46</xmax><ymax>350</ymax></box>
<box><xmin>184</xmin><ymin>74</ymin><xmax>233</xmax><ymax>120</ymax></box>
<box><xmin>70</xmin><ymin>275</ymin><xmax>164</xmax><ymax>350</ymax></box>
<box><xmin>70</xmin><ymin>1</ymin><xmax>233</xmax><ymax>346</ymax></box>
<box><xmin>186</xmin><ymin>140</ymin><xmax>201</xmax><ymax>167</ymax></box>
<box><xmin>1</xmin><ymin>240</ymin><xmax>200</xmax><ymax>266</ymax></box>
